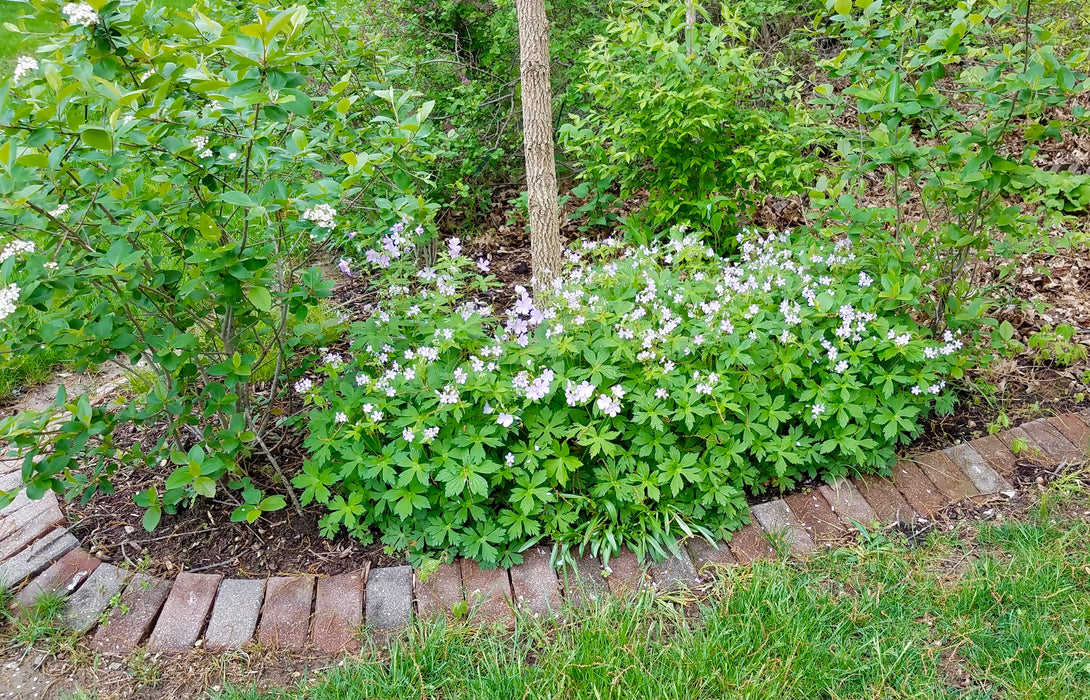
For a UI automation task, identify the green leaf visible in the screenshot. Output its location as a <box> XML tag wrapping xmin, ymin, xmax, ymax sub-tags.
<box><xmin>80</xmin><ymin>127</ymin><xmax>113</xmax><ymax>151</ymax></box>
<box><xmin>246</xmin><ymin>286</ymin><xmax>273</xmax><ymax>312</ymax></box>
<box><xmin>142</xmin><ymin>506</ymin><xmax>162</xmax><ymax>531</ymax></box>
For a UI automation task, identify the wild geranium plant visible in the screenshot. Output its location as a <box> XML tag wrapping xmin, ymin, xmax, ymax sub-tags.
<box><xmin>299</xmin><ymin>226</ymin><xmax>967</xmax><ymax>568</ymax></box>
<box><xmin>0</xmin><ymin>0</ymin><xmax>436</xmax><ymax>527</ymax></box>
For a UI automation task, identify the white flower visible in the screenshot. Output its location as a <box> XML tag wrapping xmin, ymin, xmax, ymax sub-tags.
<box><xmin>477</xmin><ymin>258</ymin><xmax>490</xmax><ymax>273</ymax></box>
<box><xmin>611</xmin><ymin>385</ymin><xmax>626</xmax><ymax>399</ymax></box>
<box><xmin>453</xmin><ymin>368</ymin><xmax>468</xmax><ymax>385</ymax></box>
<box><xmin>565</xmin><ymin>380</ymin><xmax>595</xmax><ymax>406</ymax></box>
<box><xmin>834</xmin><ymin>360</ymin><xmax>849</xmax><ymax>373</ymax></box>
<box><xmin>0</xmin><ymin>239</ymin><xmax>35</xmax><ymax>262</ymax></box>
<box><xmin>858</xmin><ymin>272</ymin><xmax>874</xmax><ymax>288</ymax></box>
<box><xmin>62</xmin><ymin>2</ymin><xmax>98</xmax><ymax>26</ymax></box>
<box><xmin>302</xmin><ymin>203</ymin><xmax>337</xmax><ymax>230</ymax></box>
<box><xmin>496</xmin><ymin>413</ymin><xmax>516</xmax><ymax>428</ymax></box>
<box><xmin>0</xmin><ymin>283</ymin><xmax>19</xmax><ymax>321</ymax></box>
<box><xmin>505</xmin><ymin>452</ymin><xmax>515</xmax><ymax>466</ymax></box>
<box><xmin>596</xmin><ymin>393</ymin><xmax>622</xmax><ymax>417</ymax></box>
<box><xmin>654</xmin><ymin>388</ymin><xmax>669</xmax><ymax>400</ymax></box>
<box><xmin>191</xmin><ymin>135</ymin><xmax>209</xmax><ymax>151</ymax></box>
<box><xmin>423</xmin><ymin>426</ymin><xmax>440</xmax><ymax>442</ymax></box>
<box><xmin>293</xmin><ymin>378</ymin><xmax>313</xmax><ymax>393</ymax></box>
<box><xmin>48</xmin><ymin>204</ymin><xmax>69</xmax><ymax>218</ymax></box>
<box><xmin>811</xmin><ymin>403</ymin><xmax>826</xmax><ymax>419</ymax></box>
<box><xmin>13</xmin><ymin>56</ymin><xmax>38</xmax><ymax>83</ymax></box>
<box><xmin>334</xmin><ymin>412</ymin><xmax>347</xmax><ymax>423</ymax></box>
<box><xmin>43</xmin><ymin>261</ymin><xmax>59</xmax><ymax>270</ymax></box>
<box><xmin>447</xmin><ymin>237</ymin><xmax>462</xmax><ymax>258</ymax></box>
<box><xmin>911</xmin><ymin>386</ymin><xmax>922</xmax><ymax>395</ymax></box>
<box><xmin>402</xmin><ymin>428</ymin><xmax>415</xmax><ymax>443</ymax></box>
<box><xmin>436</xmin><ymin>385</ymin><xmax>460</xmax><ymax>405</ymax></box>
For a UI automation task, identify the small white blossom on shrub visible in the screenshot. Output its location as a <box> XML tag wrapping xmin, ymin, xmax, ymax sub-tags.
<box><xmin>302</xmin><ymin>203</ymin><xmax>337</xmax><ymax>230</ymax></box>
<box><xmin>0</xmin><ymin>283</ymin><xmax>20</xmax><ymax>321</ymax></box>
<box><xmin>13</xmin><ymin>56</ymin><xmax>38</xmax><ymax>82</ymax></box>
<box><xmin>0</xmin><ymin>239</ymin><xmax>35</xmax><ymax>262</ymax></box>
<box><xmin>62</xmin><ymin>2</ymin><xmax>98</xmax><ymax>26</ymax></box>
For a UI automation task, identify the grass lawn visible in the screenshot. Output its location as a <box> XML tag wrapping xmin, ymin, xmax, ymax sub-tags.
<box><xmin>213</xmin><ymin>479</ymin><xmax>1090</xmax><ymax>700</ymax></box>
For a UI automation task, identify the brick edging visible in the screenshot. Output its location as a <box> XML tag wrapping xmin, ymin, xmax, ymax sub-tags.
<box><xmin>0</xmin><ymin>410</ymin><xmax>1087</xmax><ymax>655</ymax></box>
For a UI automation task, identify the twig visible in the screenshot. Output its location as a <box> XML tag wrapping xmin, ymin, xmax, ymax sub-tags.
<box><xmin>256</xmin><ymin>434</ymin><xmax>303</xmax><ymax>516</ymax></box>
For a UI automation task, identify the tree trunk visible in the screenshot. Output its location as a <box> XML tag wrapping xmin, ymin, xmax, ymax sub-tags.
<box><xmin>515</xmin><ymin>0</ymin><xmax>562</xmax><ymax>290</ymax></box>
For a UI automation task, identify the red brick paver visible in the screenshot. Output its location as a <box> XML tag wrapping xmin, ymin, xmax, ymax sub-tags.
<box><xmin>890</xmin><ymin>460</ymin><xmax>946</xmax><ymax>518</ymax></box>
<box><xmin>685</xmin><ymin>538</ymin><xmax>736</xmax><ymax>573</ymax></box>
<box><xmin>785</xmin><ymin>491</ymin><xmax>846</xmax><ymax>545</ymax></box>
<box><xmin>91</xmin><ymin>574</ymin><xmax>171</xmax><ymax>655</ymax></box>
<box><xmin>14</xmin><ymin>548</ymin><xmax>100</xmax><ymax>611</ymax></box>
<box><xmin>561</xmin><ymin>554</ymin><xmax>609</xmax><ymax>607</ymax></box>
<box><xmin>727</xmin><ymin>522</ymin><xmax>775</xmax><ymax>563</ymax></box>
<box><xmin>509</xmin><ymin>546</ymin><xmax>562</xmax><ymax>619</ymax></box>
<box><xmin>852</xmin><ymin>473</ymin><xmax>916</xmax><ymax>524</ymax></box>
<box><xmin>204</xmin><ymin>578</ymin><xmax>265</xmax><ymax>651</ymax></box>
<box><xmin>147</xmin><ymin>572</ymin><xmax>222</xmax><ymax>652</ymax></box>
<box><xmin>0</xmin><ymin>496</ymin><xmax>65</xmax><ymax>560</ymax></box>
<box><xmin>1019</xmin><ymin>420</ymin><xmax>1081</xmax><ymax>463</ymax></box>
<box><xmin>969</xmin><ymin>434</ymin><xmax>1019</xmax><ymax>477</ymax></box>
<box><xmin>1047</xmin><ymin>414</ymin><xmax>1090</xmax><ymax>457</ymax></box>
<box><xmin>818</xmin><ymin>477</ymin><xmax>878</xmax><ymax>526</ymax></box>
<box><xmin>415</xmin><ymin>561</ymin><xmax>464</xmax><ymax>617</ymax></box>
<box><xmin>604</xmin><ymin>547</ymin><xmax>651</xmax><ymax>595</ymax></box>
<box><xmin>461</xmin><ymin>559</ymin><xmax>512</xmax><ymax>624</ymax></box>
<box><xmin>311</xmin><ymin>571</ymin><xmax>364</xmax><ymax>653</ymax></box>
<box><xmin>912</xmin><ymin>451</ymin><xmax>978</xmax><ymax>502</ymax></box>
<box><xmin>257</xmin><ymin>576</ymin><xmax>315</xmax><ymax>650</ymax></box>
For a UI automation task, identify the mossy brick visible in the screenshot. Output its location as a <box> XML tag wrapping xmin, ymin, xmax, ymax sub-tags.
<box><xmin>561</xmin><ymin>554</ymin><xmax>609</xmax><ymax>607</ymax></box>
<box><xmin>968</xmin><ymin>434</ymin><xmax>1019</xmax><ymax>477</ymax></box>
<box><xmin>461</xmin><ymin>559</ymin><xmax>512</xmax><ymax>624</ymax></box>
<box><xmin>751</xmin><ymin>499</ymin><xmax>815</xmax><ymax>556</ymax></box>
<box><xmin>414</xmin><ymin>561</ymin><xmax>464</xmax><ymax>618</ymax></box>
<box><xmin>257</xmin><ymin>576</ymin><xmax>314</xmax><ymax>650</ymax></box>
<box><xmin>14</xmin><ymin>548</ymin><xmax>100</xmax><ymax>611</ymax></box>
<box><xmin>604</xmin><ymin>547</ymin><xmax>652</xmax><ymax>596</ymax></box>
<box><xmin>650</xmin><ymin>546</ymin><xmax>700</xmax><ymax>591</ymax></box>
<box><xmin>912</xmin><ymin>451</ymin><xmax>978</xmax><ymax>502</ymax></box>
<box><xmin>852</xmin><ymin>474</ymin><xmax>917</xmax><ymax>524</ymax></box>
<box><xmin>1047</xmin><ymin>414</ymin><xmax>1090</xmax><ymax>457</ymax></box>
<box><xmin>311</xmin><ymin>571</ymin><xmax>364</xmax><ymax>653</ymax></box>
<box><xmin>0</xmin><ymin>527</ymin><xmax>77</xmax><ymax>588</ymax></box>
<box><xmin>147</xmin><ymin>572</ymin><xmax>222</xmax><ymax>652</ymax></box>
<box><xmin>366</xmin><ymin>566</ymin><xmax>413</xmax><ymax>633</ymax></box>
<box><xmin>204</xmin><ymin>578</ymin><xmax>265</xmax><ymax>651</ymax></box>
<box><xmin>943</xmin><ymin>443</ymin><xmax>1012</xmax><ymax>495</ymax></box>
<box><xmin>90</xmin><ymin>573</ymin><xmax>171</xmax><ymax>655</ymax></box>
<box><xmin>727</xmin><ymin>521</ymin><xmax>775</xmax><ymax>563</ymax></box>
<box><xmin>0</xmin><ymin>495</ymin><xmax>64</xmax><ymax>560</ymax></box>
<box><xmin>818</xmin><ymin>477</ymin><xmax>879</xmax><ymax>526</ymax></box>
<box><xmin>890</xmin><ymin>460</ymin><xmax>946</xmax><ymax>518</ymax></box>
<box><xmin>685</xmin><ymin>538</ymin><xmax>736</xmax><ymax>575</ymax></box>
<box><xmin>1019</xmin><ymin>420</ymin><xmax>1081</xmax><ymax>463</ymax></box>
<box><xmin>63</xmin><ymin>563</ymin><xmax>129</xmax><ymax>634</ymax></box>
<box><xmin>509</xmin><ymin>546</ymin><xmax>562</xmax><ymax>619</ymax></box>
<box><xmin>785</xmin><ymin>491</ymin><xmax>846</xmax><ymax>545</ymax></box>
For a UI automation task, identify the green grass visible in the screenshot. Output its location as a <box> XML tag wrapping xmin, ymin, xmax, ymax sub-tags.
<box><xmin>217</xmin><ymin>503</ymin><xmax>1090</xmax><ymax>700</ymax></box>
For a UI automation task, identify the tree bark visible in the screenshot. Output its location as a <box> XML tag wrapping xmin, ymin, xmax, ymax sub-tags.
<box><xmin>515</xmin><ymin>0</ymin><xmax>562</xmax><ymax>290</ymax></box>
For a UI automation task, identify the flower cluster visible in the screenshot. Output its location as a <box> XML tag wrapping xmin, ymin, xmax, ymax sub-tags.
<box><xmin>300</xmin><ymin>224</ymin><xmax>968</xmax><ymax>568</ymax></box>
<box><xmin>0</xmin><ymin>283</ymin><xmax>20</xmax><ymax>321</ymax></box>
<box><xmin>13</xmin><ymin>56</ymin><xmax>38</xmax><ymax>83</ymax></box>
<box><xmin>302</xmin><ymin>204</ymin><xmax>337</xmax><ymax>230</ymax></box>
<box><xmin>63</xmin><ymin>2</ymin><xmax>99</xmax><ymax>26</ymax></box>
<box><xmin>0</xmin><ymin>239</ymin><xmax>35</xmax><ymax>263</ymax></box>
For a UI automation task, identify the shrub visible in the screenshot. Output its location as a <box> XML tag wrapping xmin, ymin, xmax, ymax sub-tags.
<box><xmin>560</xmin><ymin>1</ymin><xmax>821</xmax><ymax>247</ymax></box>
<box><xmin>0</xmin><ymin>0</ymin><xmax>437</xmax><ymax>526</ymax></box>
<box><xmin>811</xmin><ymin>0</ymin><xmax>1089</xmax><ymax>333</ymax></box>
<box><xmin>298</xmin><ymin>226</ymin><xmax>967</xmax><ymax>568</ymax></box>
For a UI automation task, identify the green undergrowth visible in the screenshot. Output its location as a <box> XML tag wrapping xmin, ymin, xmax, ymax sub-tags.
<box><xmin>219</xmin><ymin>480</ymin><xmax>1090</xmax><ymax>700</ymax></box>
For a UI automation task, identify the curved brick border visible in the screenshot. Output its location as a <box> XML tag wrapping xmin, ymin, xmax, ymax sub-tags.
<box><xmin>0</xmin><ymin>409</ymin><xmax>1087</xmax><ymax>655</ymax></box>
